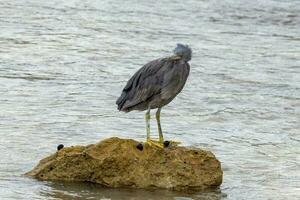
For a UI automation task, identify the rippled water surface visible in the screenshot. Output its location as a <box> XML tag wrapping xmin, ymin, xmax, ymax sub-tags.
<box><xmin>1</xmin><ymin>0</ymin><xmax>300</xmax><ymax>199</ymax></box>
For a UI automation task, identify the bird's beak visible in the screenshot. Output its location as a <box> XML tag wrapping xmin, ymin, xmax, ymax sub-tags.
<box><xmin>170</xmin><ymin>55</ymin><xmax>181</xmax><ymax>60</ymax></box>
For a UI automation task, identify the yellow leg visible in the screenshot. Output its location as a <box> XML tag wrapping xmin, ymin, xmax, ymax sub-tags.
<box><xmin>145</xmin><ymin>107</ymin><xmax>180</xmax><ymax>148</ymax></box>
<box><xmin>145</xmin><ymin>107</ymin><xmax>150</xmax><ymax>140</ymax></box>
<box><xmin>145</xmin><ymin>107</ymin><xmax>164</xmax><ymax>148</ymax></box>
<box><xmin>155</xmin><ymin>108</ymin><xmax>181</xmax><ymax>147</ymax></box>
<box><xmin>156</xmin><ymin>108</ymin><xmax>164</xmax><ymax>142</ymax></box>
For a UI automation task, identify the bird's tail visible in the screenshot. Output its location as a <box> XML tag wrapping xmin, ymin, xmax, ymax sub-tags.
<box><xmin>116</xmin><ymin>92</ymin><xmax>128</xmax><ymax>111</ymax></box>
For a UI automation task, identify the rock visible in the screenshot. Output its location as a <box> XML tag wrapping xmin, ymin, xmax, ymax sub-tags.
<box><xmin>26</xmin><ymin>137</ymin><xmax>223</xmax><ymax>191</ymax></box>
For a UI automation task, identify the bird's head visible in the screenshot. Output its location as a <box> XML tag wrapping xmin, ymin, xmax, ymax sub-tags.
<box><xmin>173</xmin><ymin>44</ymin><xmax>192</xmax><ymax>62</ymax></box>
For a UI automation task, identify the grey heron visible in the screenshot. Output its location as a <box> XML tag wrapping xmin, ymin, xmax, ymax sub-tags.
<box><xmin>116</xmin><ymin>44</ymin><xmax>192</xmax><ymax>148</ymax></box>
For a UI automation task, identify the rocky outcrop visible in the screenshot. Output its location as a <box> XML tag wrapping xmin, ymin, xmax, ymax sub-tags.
<box><xmin>26</xmin><ymin>137</ymin><xmax>222</xmax><ymax>191</ymax></box>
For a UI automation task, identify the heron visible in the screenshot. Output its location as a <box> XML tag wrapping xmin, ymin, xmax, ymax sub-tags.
<box><xmin>116</xmin><ymin>44</ymin><xmax>192</xmax><ymax>148</ymax></box>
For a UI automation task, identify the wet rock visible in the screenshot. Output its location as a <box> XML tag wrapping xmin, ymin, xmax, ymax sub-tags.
<box><xmin>26</xmin><ymin>137</ymin><xmax>223</xmax><ymax>191</ymax></box>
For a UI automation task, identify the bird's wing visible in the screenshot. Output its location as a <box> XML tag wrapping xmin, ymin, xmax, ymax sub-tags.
<box><xmin>117</xmin><ymin>56</ymin><xmax>178</xmax><ymax>111</ymax></box>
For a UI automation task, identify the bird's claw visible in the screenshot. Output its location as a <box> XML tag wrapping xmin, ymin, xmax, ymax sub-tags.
<box><xmin>145</xmin><ymin>139</ymin><xmax>164</xmax><ymax>149</ymax></box>
<box><xmin>145</xmin><ymin>139</ymin><xmax>181</xmax><ymax>149</ymax></box>
<box><xmin>167</xmin><ymin>140</ymin><xmax>181</xmax><ymax>147</ymax></box>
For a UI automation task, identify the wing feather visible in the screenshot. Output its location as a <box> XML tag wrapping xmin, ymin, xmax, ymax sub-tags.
<box><xmin>116</xmin><ymin>58</ymin><xmax>173</xmax><ymax>111</ymax></box>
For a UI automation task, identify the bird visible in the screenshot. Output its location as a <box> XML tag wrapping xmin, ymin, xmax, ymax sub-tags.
<box><xmin>116</xmin><ymin>44</ymin><xmax>192</xmax><ymax>148</ymax></box>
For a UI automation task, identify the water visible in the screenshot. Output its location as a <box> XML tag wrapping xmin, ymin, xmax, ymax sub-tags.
<box><xmin>0</xmin><ymin>0</ymin><xmax>299</xmax><ymax>199</ymax></box>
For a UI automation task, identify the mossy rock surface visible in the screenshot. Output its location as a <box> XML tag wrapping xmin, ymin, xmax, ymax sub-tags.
<box><xmin>26</xmin><ymin>137</ymin><xmax>223</xmax><ymax>191</ymax></box>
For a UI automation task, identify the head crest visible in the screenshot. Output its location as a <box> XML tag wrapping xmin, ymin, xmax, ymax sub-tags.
<box><xmin>173</xmin><ymin>44</ymin><xmax>192</xmax><ymax>61</ymax></box>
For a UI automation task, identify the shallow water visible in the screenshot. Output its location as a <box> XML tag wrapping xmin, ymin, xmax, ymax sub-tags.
<box><xmin>0</xmin><ymin>0</ymin><xmax>300</xmax><ymax>199</ymax></box>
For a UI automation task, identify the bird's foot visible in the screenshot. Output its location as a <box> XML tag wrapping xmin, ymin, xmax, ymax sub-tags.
<box><xmin>145</xmin><ymin>139</ymin><xmax>181</xmax><ymax>149</ymax></box>
<box><xmin>145</xmin><ymin>139</ymin><xmax>164</xmax><ymax>149</ymax></box>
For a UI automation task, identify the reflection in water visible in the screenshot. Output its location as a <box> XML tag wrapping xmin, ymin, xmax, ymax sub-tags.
<box><xmin>40</xmin><ymin>181</ymin><xmax>226</xmax><ymax>200</ymax></box>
